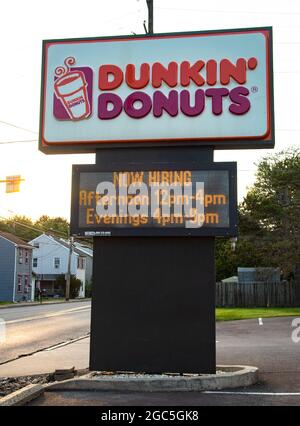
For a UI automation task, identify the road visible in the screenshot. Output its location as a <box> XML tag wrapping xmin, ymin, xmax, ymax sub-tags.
<box><xmin>1</xmin><ymin>304</ymin><xmax>299</xmax><ymax>405</ymax></box>
<box><xmin>0</xmin><ymin>301</ymin><xmax>91</xmax><ymax>364</ymax></box>
<box><xmin>30</xmin><ymin>316</ymin><xmax>300</xmax><ymax>406</ymax></box>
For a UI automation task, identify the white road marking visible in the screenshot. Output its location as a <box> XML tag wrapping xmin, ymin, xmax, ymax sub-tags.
<box><xmin>259</xmin><ymin>318</ymin><xmax>263</xmax><ymax>326</ymax></box>
<box><xmin>5</xmin><ymin>305</ymin><xmax>91</xmax><ymax>325</ymax></box>
<box><xmin>203</xmin><ymin>391</ymin><xmax>300</xmax><ymax>396</ymax></box>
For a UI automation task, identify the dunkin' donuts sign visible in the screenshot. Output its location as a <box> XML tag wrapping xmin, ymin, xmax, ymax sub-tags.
<box><xmin>40</xmin><ymin>28</ymin><xmax>274</xmax><ymax>153</ymax></box>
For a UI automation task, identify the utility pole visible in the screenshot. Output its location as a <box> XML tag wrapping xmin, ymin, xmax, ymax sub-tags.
<box><xmin>65</xmin><ymin>236</ymin><xmax>74</xmax><ymax>301</ymax></box>
<box><xmin>146</xmin><ymin>0</ymin><xmax>153</xmax><ymax>34</ymax></box>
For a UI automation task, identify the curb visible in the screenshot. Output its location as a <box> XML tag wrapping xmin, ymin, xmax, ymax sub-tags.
<box><xmin>0</xmin><ymin>384</ymin><xmax>44</xmax><ymax>406</ymax></box>
<box><xmin>0</xmin><ymin>299</ymin><xmax>91</xmax><ymax>310</ymax></box>
<box><xmin>46</xmin><ymin>365</ymin><xmax>259</xmax><ymax>393</ymax></box>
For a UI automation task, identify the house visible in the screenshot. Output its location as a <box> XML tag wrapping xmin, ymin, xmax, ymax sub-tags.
<box><xmin>29</xmin><ymin>234</ymin><xmax>93</xmax><ymax>298</ymax></box>
<box><xmin>73</xmin><ymin>241</ymin><xmax>93</xmax><ymax>285</ymax></box>
<box><xmin>0</xmin><ymin>231</ymin><xmax>34</xmax><ymax>302</ymax></box>
<box><xmin>221</xmin><ymin>268</ymin><xmax>281</xmax><ymax>285</ymax></box>
<box><xmin>238</xmin><ymin>267</ymin><xmax>281</xmax><ymax>284</ymax></box>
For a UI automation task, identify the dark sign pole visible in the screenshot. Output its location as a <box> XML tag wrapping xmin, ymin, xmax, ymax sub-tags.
<box><xmin>146</xmin><ymin>0</ymin><xmax>154</xmax><ymax>34</ymax></box>
<box><xmin>88</xmin><ymin>146</ymin><xmax>221</xmax><ymax>374</ymax></box>
<box><xmin>91</xmin><ymin>230</ymin><xmax>216</xmax><ymax>373</ymax></box>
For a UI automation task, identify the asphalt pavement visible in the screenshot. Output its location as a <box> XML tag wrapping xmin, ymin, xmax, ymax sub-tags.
<box><xmin>28</xmin><ymin>315</ymin><xmax>300</xmax><ymax>406</ymax></box>
<box><xmin>1</xmin><ymin>304</ymin><xmax>299</xmax><ymax>405</ymax></box>
<box><xmin>0</xmin><ymin>301</ymin><xmax>91</xmax><ymax>365</ymax></box>
<box><xmin>28</xmin><ymin>389</ymin><xmax>300</xmax><ymax>406</ymax></box>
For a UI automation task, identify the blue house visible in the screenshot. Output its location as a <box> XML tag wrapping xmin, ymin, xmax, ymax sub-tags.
<box><xmin>0</xmin><ymin>231</ymin><xmax>34</xmax><ymax>302</ymax></box>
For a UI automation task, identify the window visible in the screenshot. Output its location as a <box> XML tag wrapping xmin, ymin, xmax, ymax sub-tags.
<box><xmin>33</xmin><ymin>258</ymin><xmax>38</xmax><ymax>268</ymax></box>
<box><xmin>34</xmin><ymin>243</ymin><xmax>40</xmax><ymax>248</ymax></box>
<box><xmin>25</xmin><ymin>250</ymin><xmax>29</xmax><ymax>264</ymax></box>
<box><xmin>54</xmin><ymin>257</ymin><xmax>61</xmax><ymax>269</ymax></box>
<box><xmin>18</xmin><ymin>249</ymin><xmax>23</xmax><ymax>264</ymax></box>
<box><xmin>17</xmin><ymin>275</ymin><xmax>22</xmax><ymax>293</ymax></box>
<box><xmin>77</xmin><ymin>257</ymin><xmax>85</xmax><ymax>270</ymax></box>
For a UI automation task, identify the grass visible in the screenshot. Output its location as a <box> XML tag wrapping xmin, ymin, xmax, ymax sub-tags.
<box><xmin>0</xmin><ymin>298</ymin><xmax>67</xmax><ymax>307</ymax></box>
<box><xmin>1</xmin><ymin>301</ymin><xmax>299</xmax><ymax>321</ymax></box>
<box><xmin>216</xmin><ymin>307</ymin><xmax>300</xmax><ymax>322</ymax></box>
<box><xmin>34</xmin><ymin>297</ymin><xmax>66</xmax><ymax>303</ymax></box>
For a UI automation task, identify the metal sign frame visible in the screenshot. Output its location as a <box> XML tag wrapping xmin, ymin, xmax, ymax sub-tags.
<box><xmin>40</xmin><ymin>27</ymin><xmax>274</xmax><ymax>154</ymax></box>
<box><xmin>70</xmin><ymin>161</ymin><xmax>238</xmax><ymax>237</ymax></box>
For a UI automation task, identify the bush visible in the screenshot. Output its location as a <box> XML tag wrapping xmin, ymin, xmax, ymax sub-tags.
<box><xmin>85</xmin><ymin>279</ymin><xmax>92</xmax><ymax>298</ymax></box>
<box><xmin>70</xmin><ymin>276</ymin><xmax>82</xmax><ymax>299</ymax></box>
<box><xmin>55</xmin><ymin>274</ymin><xmax>83</xmax><ymax>299</ymax></box>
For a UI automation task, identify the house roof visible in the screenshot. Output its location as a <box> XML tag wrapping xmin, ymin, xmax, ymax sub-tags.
<box><xmin>73</xmin><ymin>243</ymin><xmax>93</xmax><ymax>258</ymax></box>
<box><xmin>0</xmin><ymin>231</ymin><xmax>33</xmax><ymax>249</ymax></box>
<box><xmin>221</xmin><ymin>276</ymin><xmax>238</xmax><ymax>283</ymax></box>
<box><xmin>31</xmin><ymin>233</ymin><xmax>93</xmax><ymax>258</ymax></box>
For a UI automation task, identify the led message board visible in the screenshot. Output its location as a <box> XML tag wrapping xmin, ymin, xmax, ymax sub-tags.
<box><xmin>71</xmin><ymin>163</ymin><xmax>237</xmax><ymax>237</ymax></box>
<box><xmin>40</xmin><ymin>27</ymin><xmax>274</xmax><ymax>153</ymax></box>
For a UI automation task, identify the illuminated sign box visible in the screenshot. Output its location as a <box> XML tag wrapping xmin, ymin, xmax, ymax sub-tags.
<box><xmin>40</xmin><ymin>27</ymin><xmax>274</xmax><ymax>154</ymax></box>
<box><xmin>70</xmin><ymin>163</ymin><xmax>237</xmax><ymax>237</ymax></box>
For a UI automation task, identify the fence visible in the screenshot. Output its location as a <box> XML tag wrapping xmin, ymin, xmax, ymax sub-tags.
<box><xmin>216</xmin><ymin>280</ymin><xmax>297</xmax><ymax>308</ymax></box>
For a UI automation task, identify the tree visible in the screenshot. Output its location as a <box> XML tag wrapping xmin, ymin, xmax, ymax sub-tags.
<box><xmin>240</xmin><ymin>147</ymin><xmax>300</xmax><ymax>235</ymax></box>
<box><xmin>1</xmin><ymin>215</ymin><xmax>37</xmax><ymax>241</ymax></box>
<box><xmin>34</xmin><ymin>215</ymin><xmax>69</xmax><ymax>237</ymax></box>
<box><xmin>56</xmin><ymin>274</ymin><xmax>82</xmax><ymax>299</ymax></box>
<box><xmin>0</xmin><ymin>214</ymin><xmax>70</xmax><ymax>242</ymax></box>
<box><xmin>240</xmin><ymin>147</ymin><xmax>300</xmax><ymax>276</ymax></box>
<box><xmin>85</xmin><ymin>279</ymin><xmax>92</xmax><ymax>298</ymax></box>
<box><xmin>215</xmin><ymin>236</ymin><xmax>263</xmax><ymax>281</ymax></box>
<box><xmin>216</xmin><ymin>147</ymin><xmax>300</xmax><ymax>280</ymax></box>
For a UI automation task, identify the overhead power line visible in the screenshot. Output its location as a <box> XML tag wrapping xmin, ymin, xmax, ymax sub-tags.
<box><xmin>156</xmin><ymin>6</ymin><xmax>300</xmax><ymax>16</ymax></box>
<box><xmin>0</xmin><ymin>139</ymin><xmax>37</xmax><ymax>145</ymax></box>
<box><xmin>0</xmin><ymin>216</ymin><xmax>68</xmax><ymax>238</ymax></box>
<box><xmin>0</xmin><ymin>218</ymin><xmax>92</xmax><ymax>259</ymax></box>
<box><xmin>0</xmin><ymin>207</ymin><xmax>93</xmax><ymax>246</ymax></box>
<box><xmin>0</xmin><ymin>119</ymin><xmax>38</xmax><ymax>135</ymax></box>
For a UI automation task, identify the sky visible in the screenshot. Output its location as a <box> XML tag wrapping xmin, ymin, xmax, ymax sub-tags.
<box><xmin>0</xmin><ymin>0</ymin><xmax>299</xmax><ymax>221</ymax></box>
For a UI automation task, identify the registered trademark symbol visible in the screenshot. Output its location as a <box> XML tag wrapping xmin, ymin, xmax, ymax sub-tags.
<box><xmin>251</xmin><ymin>86</ymin><xmax>259</xmax><ymax>93</ymax></box>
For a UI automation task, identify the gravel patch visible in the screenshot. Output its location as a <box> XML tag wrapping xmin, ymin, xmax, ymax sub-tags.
<box><xmin>0</xmin><ymin>369</ymin><xmax>89</xmax><ymax>398</ymax></box>
<box><xmin>90</xmin><ymin>370</ymin><xmax>232</xmax><ymax>381</ymax></box>
<box><xmin>0</xmin><ymin>374</ymin><xmax>54</xmax><ymax>398</ymax></box>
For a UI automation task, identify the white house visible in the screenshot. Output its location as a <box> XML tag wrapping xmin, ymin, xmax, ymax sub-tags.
<box><xmin>29</xmin><ymin>234</ymin><xmax>93</xmax><ymax>298</ymax></box>
<box><xmin>73</xmin><ymin>242</ymin><xmax>93</xmax><ymax>284</ymax></box>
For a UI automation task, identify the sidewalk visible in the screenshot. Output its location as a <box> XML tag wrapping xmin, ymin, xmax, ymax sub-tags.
<box><xmin>0</xmin><ymin>298</ymin><xmax>91</xmax><ymax>310</ymax></box>
<box><xmin>0</xmin><ymin>337</ymin><xmax>90</xmax><ymax>377</ymax></box>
